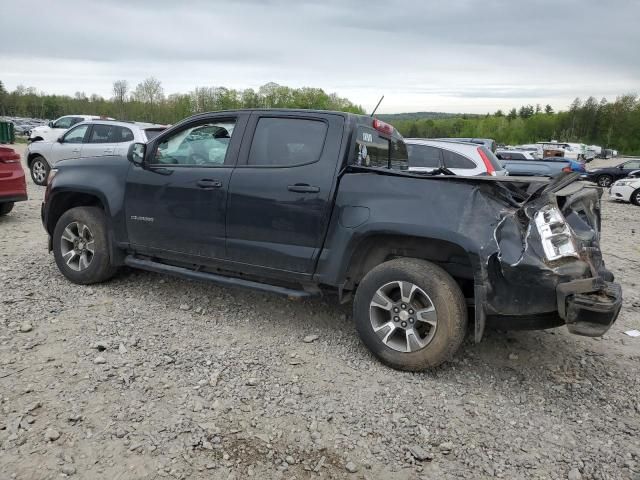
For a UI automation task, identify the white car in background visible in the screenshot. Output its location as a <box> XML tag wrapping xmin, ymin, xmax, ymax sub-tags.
<box><xmin>609</xmin><ymin>171</ymin><xmax>640</xmax><ymax>206</ymax></box>
<box><xmin>26</xmin><ymin>120</ymin><xmax>166</xmax><ymax>185</ymax></box>
<box><xmin>28</xmin><ymin>115</ymin><xmax>114</xmax><ymax>143</ymax></box>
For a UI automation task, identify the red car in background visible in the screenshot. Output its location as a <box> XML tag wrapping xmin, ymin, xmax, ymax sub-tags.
<box><xmin>0</xmin><ymin>147</ymin><xmax>28</xmax><ymax>216</ymax></box>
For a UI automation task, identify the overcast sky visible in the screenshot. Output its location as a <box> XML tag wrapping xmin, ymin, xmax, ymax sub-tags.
<box><xmin>1</xmin><ymin>0</ymin><xmax>638</xmax><ymax>114</ymax></box>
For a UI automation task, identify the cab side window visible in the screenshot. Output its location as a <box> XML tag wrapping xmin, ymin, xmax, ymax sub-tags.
<box><xmin>247</xmin><ymin>118</ymin><xmax>327</xmax><ymax>167</ymax></box>
<box><xmin>152</xmin><ymin>120</ymin><xmax>236</xmax><ymax>166</ymax></box>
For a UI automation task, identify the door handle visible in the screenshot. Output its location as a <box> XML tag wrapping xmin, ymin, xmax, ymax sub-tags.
<box><xmin>72</xmin><ymin>149</ymin><xmax>81</xmax><ymax>154</ymax></box>
<box><xmin>287</xmin><ymin>184</ymin><xmax>320</xmax><ymax>193</ymax></box>
<box><xmin>197</xmin><ymin>179</ymin><xmax>223</xmax><ymax>189</ymax></box>
<box><xmin>103</xmin><ymin>148</ymin><xmax>114</xmax><ymax>154</ymax></box>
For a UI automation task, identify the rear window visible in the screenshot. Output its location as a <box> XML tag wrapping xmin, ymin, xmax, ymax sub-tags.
<box><xmin>407</xmin><ymin>144</ymin><xmax>441</xmax><ymax>168</ymax></box>
<box><xmin>480</xmin><ymin>146</ymin><xmax>505</xmax><ymax>171</ymax></box>
<box><xmin>144</xmin><ymin>128</ymin><xmax>164</xmax><ymax>141</ymax></box>
<box><xmin>353</xmin><ymin>126</ymin><xmax>408</xmax><ymax>170</ymax></box>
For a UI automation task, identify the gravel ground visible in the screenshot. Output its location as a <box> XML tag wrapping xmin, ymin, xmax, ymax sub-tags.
<box><xmin>1</xmin><ymin>145</ymin><xmax>639</xmax><ymax>480</ymax></box>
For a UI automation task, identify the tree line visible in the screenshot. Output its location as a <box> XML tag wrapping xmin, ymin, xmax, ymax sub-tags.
<box><xmin>1</xmin><ymin>78</ymin><xmax>638</xmax><ymax>154</ymax></box>
<box><xmin>394</xmin><ymin>96</ymin><xmax>640</xmax><ymax>154</ymax></box>
<box><xmin>0</xmin><ymin>78</ymin><xmax>365</xmax><ymax>124</ymax></box>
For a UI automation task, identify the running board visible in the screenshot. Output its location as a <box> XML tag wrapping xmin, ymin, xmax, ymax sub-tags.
<box><xmin>124</xmin><ymin>256</ymin><xmax>318</xmax><ymax>298</ymax></box>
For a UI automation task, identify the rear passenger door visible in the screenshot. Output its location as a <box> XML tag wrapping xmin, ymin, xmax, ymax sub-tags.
<box><xmin>81</xmin><ymin>123</ymin><xmax>120</xmax><ymax>158</ymax></box>
<box><xmin>225</xmin><ymin>113</ymin><xmax>343</xmax><ymax>275</ymax></box>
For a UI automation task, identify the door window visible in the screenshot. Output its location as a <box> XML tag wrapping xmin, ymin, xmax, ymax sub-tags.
<box><xmin>152</xmin><ymin>120</ymin><xmax>236</xmax><ymax>166</ymax></box>
<box><xmin>88</xmin><ymin>124</ymin><xmax>115</xmax><ymax>143</ymax></box>
<box><xmin>407</xmin><ymin>144</ymin><xmax>441</xmax><ymax>168</ymax></box>
<box><xmin>62</xmin><ymin>125</ymin><xmax>89</xmax><ymax>144</ymax></box>
<box><xmin>53</xmin><ymin>117</ymin><xmax>74</xmax><ymax>129</ymax></box>
<box><xmin>623</xmin><ymin>160</ymin><xmax>640</xmax><ymax>170</ymax></box>
<box><xmin>247</xmin><ymin>118</ymin><xmax>327</xmax><ymax>167</ymax></box>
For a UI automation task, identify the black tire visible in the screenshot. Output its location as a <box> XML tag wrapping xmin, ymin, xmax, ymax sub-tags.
<box><xmin>596</xmin><ymin>175</ymin><xmax>613</xmax><ymax>188</ymax></box>
<box><xmin>30</xmin><ymin>155</ymin><xmax>50</xmax><ymax>186</ymax></box>
<box><xmin>52</xmin><ymin>206</ymin><xmax>118</xmax><ymax>284</ymax></box>
<box><xmin>353</xmin><ymin>258</ymin><xmax>467</xmax><ymax>371</ymax></box>
<box><xmin>631</xmin><ymin>188</ymin><xmax>640</xmax><ymax>206</ymax></box>
<box><xmin>0</xmin><ymin>202</ymin><xmax>14</xmax><ymax>216</ymax></box>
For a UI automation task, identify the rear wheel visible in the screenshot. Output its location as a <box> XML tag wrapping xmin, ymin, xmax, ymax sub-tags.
<box><xmin>353</xmin><ymin>258</ymin><xmax>467</xmax><ymax>371</ymax></box>
<box><xmin>631</xmin><ymin>188</ymin><xmax>640</xmax><ymax>206</ymax></box>
<box><xmin>597</xmin><ymin>174</ymin><xmax>613</xmax><ymax>187</ymax></box>
<box><xmin>52</xmin><ymin>207</ymin><xmax>118</xmax><ymax>284</ymax></box>
<box><xmin>30</xmin><ymin>156</ymin><xmax>50</xmax><ymax>186</ymax></box>
<box><xmin>0</xmin><ymin>202</ymin><xmax>14</xmax><ymax>216</ymax></box>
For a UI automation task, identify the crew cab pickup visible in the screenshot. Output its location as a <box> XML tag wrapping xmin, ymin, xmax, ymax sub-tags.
<box><xmin>41</xmin><ymin>109</ymin><xmax>622</xmax><ymax>371</ymax></box>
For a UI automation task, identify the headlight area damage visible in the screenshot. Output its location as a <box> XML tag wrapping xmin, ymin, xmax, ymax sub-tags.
<box><xmin>478</xmin><ymin>173</ymin><xmax>622</xmax><ymax>340</ymax></box>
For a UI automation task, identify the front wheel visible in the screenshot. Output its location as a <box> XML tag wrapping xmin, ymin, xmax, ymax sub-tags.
<box><xmin>52</xmin><ymin>207</ymin><xmax>118</xmax><ymax>284</ymax></box>
<box><xmin>631</xmin><ymin>189</ymin><xmax>640</xmax><ymax>206</ymax></box>
<box><xmin>597</xmin><ymin>175</ymin><xmax>613</xmax><ymax>188</ymax></box>
<box><xmin>30</xmin><ymin>156</ymin><xmax>50</xmax><ymax>186</ymax></box>
<box><xmin>353</xmin><ymin>258</ymin><xmax>467</xmax><ymax>371</ymax></box>
<box><xmin>0</xmin><ymin>202</ymin><xmax>14</xmax><ymax>216</ymax></box>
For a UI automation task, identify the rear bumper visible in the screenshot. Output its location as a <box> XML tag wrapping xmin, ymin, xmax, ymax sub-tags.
<box><xmin>0</xmin><ymin>194</ymin><xmax>28</xmax><ymax>203</ymax></box>
<box><xmin>557</xmin><ymin>277</ymin><xmax>622</xmax><ymax>337</ymax></box>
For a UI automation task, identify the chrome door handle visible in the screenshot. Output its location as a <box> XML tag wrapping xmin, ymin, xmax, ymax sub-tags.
<box><xmin>196</xmin><ymin>179</ymin><xmax>222</xmax><ymax>189</ymax></box>
<box><xmin>288</xmin><ymin>184</ymin><xmax>320</xmax><ymax>193</ymax></box>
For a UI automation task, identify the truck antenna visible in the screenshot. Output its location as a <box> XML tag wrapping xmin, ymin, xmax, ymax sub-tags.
<box><xmin>370</xmin><ymin>95</ymin><xmax>384</xmax><ymax>117</ymax></box>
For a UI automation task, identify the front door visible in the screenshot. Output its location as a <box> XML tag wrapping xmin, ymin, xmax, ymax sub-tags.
<box><xmin>125</xmin><ymin>114</ymin><xmax>247</xmax><ymax>261</ymax></box>
<box><xmin>225</xmin><ymin>113</ymin><xmax>344</xmax><ymax>274</ymax></box>
<box><xmin>48</xmin><ymin>124</ymin><xmax>90</xmax><ymax>165</ymax></box>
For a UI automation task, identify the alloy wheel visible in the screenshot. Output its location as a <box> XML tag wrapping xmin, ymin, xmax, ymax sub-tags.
<box><xmin>59</xmin><ymin>221</ymin><xmax>95</xmax><ymax>272</ymax></box>
<box><xmin>32</xmin><ymin>160</ymin><xmax>47</xmax><ymax>184</ymax></box>
<box><xmin>369</xmin><ymin>281</ymin><xmax>438</xmax><ymax>353</ymax></box>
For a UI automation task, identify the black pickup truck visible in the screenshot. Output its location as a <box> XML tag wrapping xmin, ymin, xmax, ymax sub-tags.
<box><xmin>42</xmin><ymin>109</ymin><xmax>622</xmax><ymax>371</ymax></box>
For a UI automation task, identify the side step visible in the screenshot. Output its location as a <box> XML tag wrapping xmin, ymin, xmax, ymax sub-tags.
<box><xmin>124</xmin><ymin>256</ymin><xmax>318</xmax><ymax>299</ymax></box>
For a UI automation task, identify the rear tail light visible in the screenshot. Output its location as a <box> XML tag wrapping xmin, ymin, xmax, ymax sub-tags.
<box><xmin>562</xmin><ymin>166</ymin><xmax>572</xmax><ymax>173</ymax></box>
<box><xmin>477</xmin><ymin>147</ymin><xmax>496</xmax><ymax>176</ymax></box>
<box><xmin>372</xmin><ymin>119</ymin><xmax>394</xmax><ymax>136</ymax></box>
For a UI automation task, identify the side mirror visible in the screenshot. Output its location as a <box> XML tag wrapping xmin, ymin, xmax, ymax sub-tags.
<box><xmin>128</xmin><ymin>142</ymin><xmax>146</xmax><ymax>166</ymax></box>
<box><xmin>629</xmin><ymin>170</ymin><xmax>640</xmax><ymax>178</ymax></box>
<box><xmin>56</xmin><ymin>136</ymin><xmax>63</xmax><ymax>143</ymax></box>
<box><xmin>48</xmin><ymin>121</ymin><xmax>54</xmax><ymax>128</ymax></box>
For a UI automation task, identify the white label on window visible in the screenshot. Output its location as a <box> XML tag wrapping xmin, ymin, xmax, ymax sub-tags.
<box><xmin>362</xmin><ymin>132</ymin><xmax>373</xmax><ymax>143</ymax></box>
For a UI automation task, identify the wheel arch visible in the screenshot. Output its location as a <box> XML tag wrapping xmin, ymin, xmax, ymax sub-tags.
<box><xmin>46</xmin><ymin>190</ymin><xmax>109</xmax><ymax>235</ymax></box>
<box><xmin>341</xmin><ymin>232</ymin><xmax>479</xmax><ymax>295</ymax></box>
<box><xmin>27</xmin><ymin>152</ymin><xmax>48</xmax><ymax>169</ymax></box>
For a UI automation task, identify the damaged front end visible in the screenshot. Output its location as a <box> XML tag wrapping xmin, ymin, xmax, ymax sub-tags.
<box><xmin>483</xmin><ymin>173</ymin><xmax>622</xmax><ymax>339</ymax></box>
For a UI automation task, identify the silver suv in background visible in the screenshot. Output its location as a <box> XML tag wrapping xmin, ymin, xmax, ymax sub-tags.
<box><xmin>26</xmin><ymin>120</ymin><xmax>166</xmax><ymax>185</ymax></box>
<box><xmin>405</xmin><ymin>139</ymin><xmax>507</xmax><ymax>176</ymax></box>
